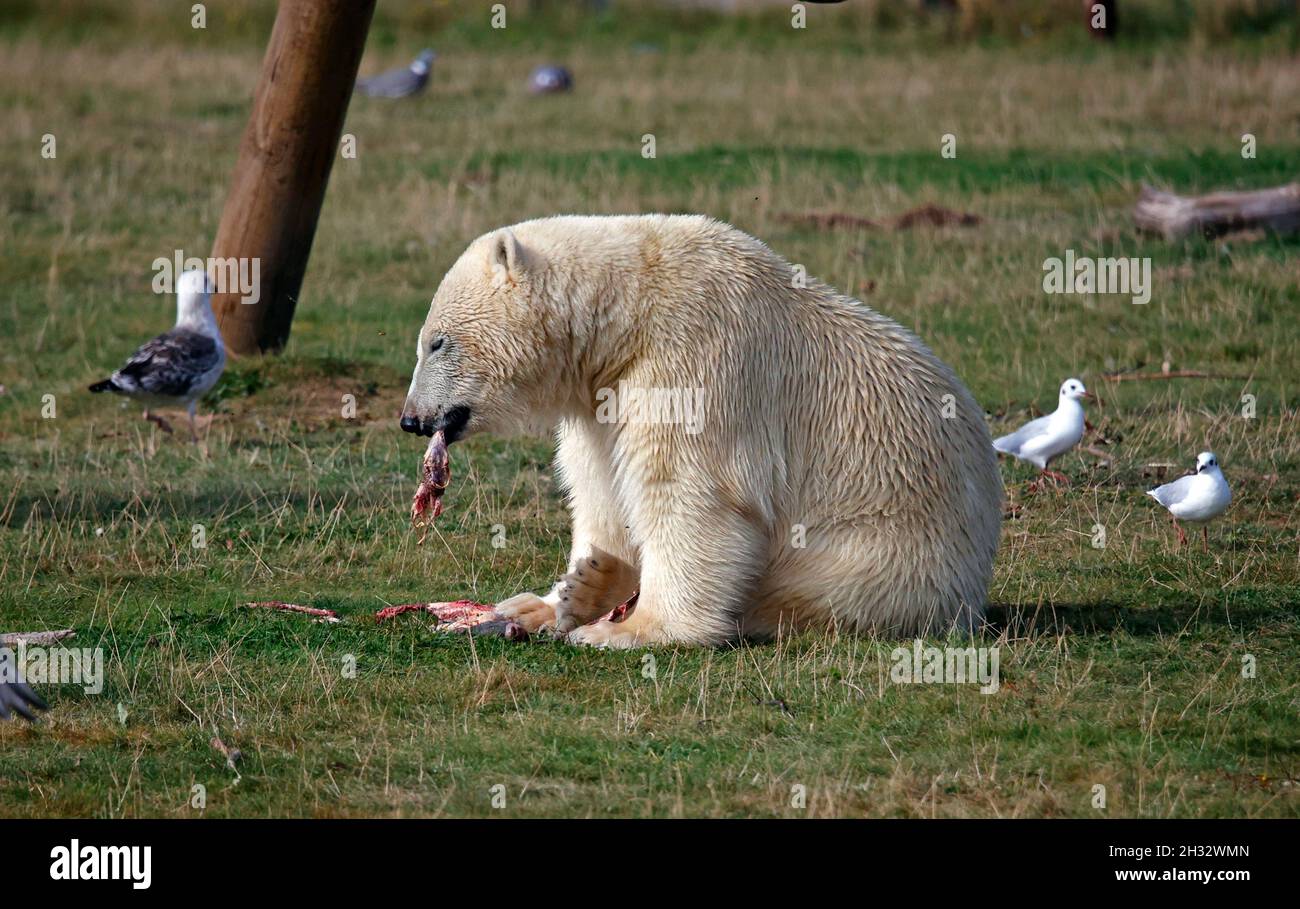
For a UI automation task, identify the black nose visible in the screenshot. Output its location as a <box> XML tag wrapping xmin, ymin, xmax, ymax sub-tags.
<box><xmin>400</xmin><ymin>415</ymin><xmax>422</xmax><ymax>434</ymax></box>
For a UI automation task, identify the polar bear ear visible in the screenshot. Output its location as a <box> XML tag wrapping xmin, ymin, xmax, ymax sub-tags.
<box><xmin>490</xmin><ymin>229</ymin><xmax>528</xmax><ymax>285</ymax></box>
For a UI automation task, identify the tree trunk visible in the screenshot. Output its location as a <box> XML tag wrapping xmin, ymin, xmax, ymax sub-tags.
<box><xmin>210</xmin><ymin>0</ymin><xmax>376</xmax><ymax>355</ymax></box>
<box><xmin>1134</xmin><ymin>182</ymin><xmax>1300</xmax><ymax>241</ymax></box>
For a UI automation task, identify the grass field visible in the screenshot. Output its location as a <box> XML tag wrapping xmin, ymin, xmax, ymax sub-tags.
<box><xmin>1</xmin><ymin>1</ymin><xmax>1298</xmax><ymax>817</ymax></box>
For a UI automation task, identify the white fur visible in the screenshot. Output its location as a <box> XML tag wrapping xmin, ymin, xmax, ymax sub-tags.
<box><xmin>404</xmin><ymin>215</ymin><xmax>1003</xmax><ymax>647</ymax></box>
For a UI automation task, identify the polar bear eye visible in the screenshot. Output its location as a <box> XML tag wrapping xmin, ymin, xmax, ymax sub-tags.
<box><xmin>429</xmin><ymin>337</ymin><xmax>445</xmax><ymax>354</ymax></box>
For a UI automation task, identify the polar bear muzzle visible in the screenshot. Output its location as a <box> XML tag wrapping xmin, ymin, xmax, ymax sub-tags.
<box><xmin>400</xmin><ymin>405</ymin><xmax>471</xmax><ymax>443</ymax></box>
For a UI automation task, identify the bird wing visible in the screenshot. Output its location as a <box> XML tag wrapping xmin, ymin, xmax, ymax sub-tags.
<box><xmin>1148</xmin><ymin>475</ymin><xmax>1194</xmax><ymax>507</ymax></box>
<box><xmin>0</xmin><ymin>650</ymin><xmax>47</xmax><ymax>722</ymax></box>
<box><xmin>111</xmin><ymin>329</ymin><xmax>221</xmax><ymax>398</ymax></box>
<box><xmin>993</xmin><ymin>414</ymin><xmax>1053</xmax><ymax>455</ymax></box>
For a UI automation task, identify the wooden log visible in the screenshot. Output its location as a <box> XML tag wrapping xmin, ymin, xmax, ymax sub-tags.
<box><xmin>210</xmin><ymin>0</ymin><xmax>376</xmax><ymax>355</ymax></box>
<box><xmin>1134</xmin><ymin>182</ymin><xmax>1300</xmax><ymax>241</ymax></box>
<box><xmin>0</xmin><ymin>629</ymin><xmax>76</xmax><ymax>647</ymax></box>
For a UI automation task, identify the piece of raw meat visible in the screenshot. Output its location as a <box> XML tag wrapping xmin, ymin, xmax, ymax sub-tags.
<box><xmin>606</xmin><ymin>590</ymin><xmax>639</xmax><ymax>623</ymax></box>
<box><xmin>375</xmin><ymin>600</ymin><xmax>529</xmax><ymax>641</ymax></box>
<box><xmin>411</xmin><ymin>430</ymin><xmax>450</xmax><ymax>544</ymax></box>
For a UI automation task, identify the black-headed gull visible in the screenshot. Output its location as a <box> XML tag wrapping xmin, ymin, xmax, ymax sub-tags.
<box><xmin>355</xmin><ymin>50</ymin><xmax>436</xmax><ymax>99</ymax></box>
<box><xmin>993</xmin><ymin>378</ymin><xmax>1093</xmax><ymax>487</ymax></box>
<box><xmin>88</xmin><ymin>270</ymin><xmax>226</xmax><ymax>440</ymax></box>
<box><xmin>1147</xmin><ymin>451</ymin><xmax>1231</xmax><ymax>551</ymax></box>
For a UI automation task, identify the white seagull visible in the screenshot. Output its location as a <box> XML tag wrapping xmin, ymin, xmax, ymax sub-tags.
<box><xmin>1147</xmin><ymin>451</ymin><xmax>1231</xmax><ymax>551</ymax></box>
<box><xmin>993</xmin><ymin>378</ymin><xmax>1093</xmax><ymax>487</ymax></box>
<box><xmin>89</xmin><ymin>270</ymin><xmax>226</xmax><ymax>440</ymax></box>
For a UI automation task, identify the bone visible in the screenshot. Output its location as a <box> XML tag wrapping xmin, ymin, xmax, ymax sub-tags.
<box><xmin>244</xmin><ymin>602</ymin><xmax>340</xmax><ymax>623</ymax></box>
<box><xmin>374</xmin><ymin>603</ymin><xmax>438</xmax><ymax>622</ymax></box>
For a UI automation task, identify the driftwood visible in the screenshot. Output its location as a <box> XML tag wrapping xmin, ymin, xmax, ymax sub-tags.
<box><xmin>1134</xmin><ymin>182</ymin><xmax>1300</xmax><ymax>240</ymax></box>
<box><xmin>0</xmin><ymin>629</ymin><xmax>76</xmax><ymax>647</ymax></box>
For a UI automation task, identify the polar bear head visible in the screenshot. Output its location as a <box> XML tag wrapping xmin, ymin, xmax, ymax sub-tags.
<box><xmin>400</xmin><ymin>228</ymin><xmax>563</xmax><ymax>443</ymax></box>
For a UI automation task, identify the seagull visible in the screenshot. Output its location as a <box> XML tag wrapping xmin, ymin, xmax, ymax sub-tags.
<box><xmin>88</xmin><ymin>269</ymin><xmax>226</xmax><ymax>441</ymax></box>
<box><xmin>993</xmin><ymin>378</ymin><xmax>1093</xmax><ymax>488</ymax></box>
<box><xmin>355</xmin><ymin>50</ymin><xmax>436</xmax><ymax>98</ymax></box>
<box><xmin>0</xmin><ymin>648</ymin><xmax>46</xmax><ymax>722</ymax></box>
<box><xmin>1147</xmin><ymin>451</ymin><xmax>1232</xmax><ymax>551</ymax></box>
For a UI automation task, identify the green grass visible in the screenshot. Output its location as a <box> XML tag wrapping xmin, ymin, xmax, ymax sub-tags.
<box><xmin>0</xmin><ymin>1</ymin><xmax>1298</xmax><ymax>817</ymax></box>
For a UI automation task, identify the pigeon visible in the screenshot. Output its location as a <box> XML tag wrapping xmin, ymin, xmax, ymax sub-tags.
<box><xmin>1147</xmin><ymin>451</ymin><xmax>1232</xmax><ymax>551</ymax></box>
<box><xmin>993</xmin><ymin>378</ymin><xmax>1093</xmax><ymax>487</ymax></box>
<box><xmin>88</xmin><ymin>269</ymin><xmax>226</xmax><ymax>441</ymax></box>
<box><xmin>527</xmin><ymin>64</ymin><xmax>573</xmax><ymax>95</ymax></box>
<box><xmin>355</xmin><ymin>50</ymin><xmax>436</xmax><ymax>99</ymax></box>
<box><xmin>0</xmin><ymin>648</ymin><xmax>46</xmax><ymax>722</ymax></box>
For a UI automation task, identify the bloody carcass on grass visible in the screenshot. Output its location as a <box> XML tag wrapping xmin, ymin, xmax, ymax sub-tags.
<box><xmin>376</xmin><ymin>600</ymin><xmax>528</xmax><ymax>641</ymax></box>
<box><xmin>411</xmin><ymin>430</ymin><xmax>450</xmax><ymax>544</ymax></box>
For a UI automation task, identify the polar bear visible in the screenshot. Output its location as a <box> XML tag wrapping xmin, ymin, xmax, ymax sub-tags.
<box><xmin>400</xmin><ymin>215</ymin><xmax>1002</xmax><ymax>648</ymax></box>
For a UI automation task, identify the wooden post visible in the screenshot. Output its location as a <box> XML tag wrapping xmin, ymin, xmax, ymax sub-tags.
<box><xmin>210</xmin><ymin>0</ymin><xmax>376</xmax><ymax>355</ymax></box>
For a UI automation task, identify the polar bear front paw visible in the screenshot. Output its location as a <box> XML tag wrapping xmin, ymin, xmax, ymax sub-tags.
<box><xmin>553</xmin><ymin>549</ymin><xmax>637</xmax><ymax>633</ymax></box>
<box><xmin>494</xmin><ymin>592</ymin><xmax>557</xmax><ymax>633</ymax></box>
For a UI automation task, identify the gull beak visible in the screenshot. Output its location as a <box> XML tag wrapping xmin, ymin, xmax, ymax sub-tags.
<box><xmin>1081</xmin><ymin>391</ymin><xmax>1096</xmax><ymax>402</ymax></box>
